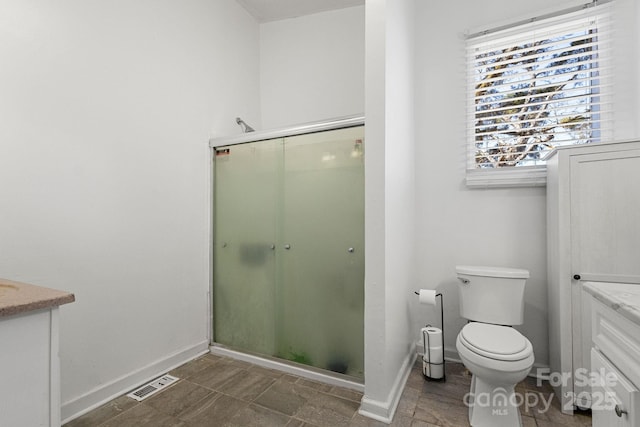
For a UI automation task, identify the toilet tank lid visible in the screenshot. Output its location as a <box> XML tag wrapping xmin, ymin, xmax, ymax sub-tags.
<box><xmin>456</xmin><ymin>265</ymin><xmax>530</xmax><ymax>279</ymax></box>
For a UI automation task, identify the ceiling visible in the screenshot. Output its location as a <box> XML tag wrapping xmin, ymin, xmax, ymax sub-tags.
<box><xmin>236</xmin><ymin>0</ymin><xmax>365</xmax><ymax>23</ymax></box>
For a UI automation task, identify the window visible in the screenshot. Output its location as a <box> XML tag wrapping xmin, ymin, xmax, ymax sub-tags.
<box><xmin>466</xmin><ymin>2</ymin><xmax>612</xmax><ymax>187</ymax></box>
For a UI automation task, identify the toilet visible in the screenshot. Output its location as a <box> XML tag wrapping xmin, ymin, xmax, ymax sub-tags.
<box><xmin>455</xmin><ymin>265</ymin><xmax>534</xmax><ymax>427</ymax></box>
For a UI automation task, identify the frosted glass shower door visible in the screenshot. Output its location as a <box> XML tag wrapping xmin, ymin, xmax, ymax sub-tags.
<box><xmin>213</xmin><ymin>139</ymin><xmax>281</xmax><ymax>355</ymax></box>
<box><xmin>277</xmin><ymin>126</ymin><xmax>364</xmax><ymax>378</ymax></box>
<box><xmin>212</xmin><ymin>126</ymin><xmax>364</xmax><ymax>380</ymax></box>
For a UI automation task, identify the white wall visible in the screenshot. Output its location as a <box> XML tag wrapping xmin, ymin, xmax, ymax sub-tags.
<box><xmin>612</xmin><ymin>0</ymin><xmax>640</xmax><ymax>139</ymax></box>
<box><xmin>413</xmin><ymin>0</ymin><xmax>640</xmax><ymax>371</ymax></box>
<box><xmin>0</xmin><ymin>0</ymin><xmax>260</xmax><ymax>420</ymax></box>
<box><xmin>259</xmin><ymin>6</ymin><xmax>365</xmax><ymax>129</ymax></box>
<box><xmin>360</xmin><ymin>0</ymin><xmax>417</xmax><ymax>422</ymax></box>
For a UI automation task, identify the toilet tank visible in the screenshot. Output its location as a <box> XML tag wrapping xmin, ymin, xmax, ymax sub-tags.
<box><xmin>455</xmin><ymin>265</ymin><xmax>529</xmax><ymax>325</ymax></box>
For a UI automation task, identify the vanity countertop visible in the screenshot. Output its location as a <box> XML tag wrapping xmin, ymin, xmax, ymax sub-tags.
<box><xmin>0</xmin><ymin>278</ymin><xmax>75</xmax><ymax>318</ymax></box>
<box><xmin>584</xmin><ymin>281</ymin><xmax>640</xmax><ymax>326</ymax></box>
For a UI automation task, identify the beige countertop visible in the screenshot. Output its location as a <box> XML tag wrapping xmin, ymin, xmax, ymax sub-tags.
<box><xmin>0</xmin><ymin>278</ymin><xmax>75</xmax><ymax>318</ymax></box>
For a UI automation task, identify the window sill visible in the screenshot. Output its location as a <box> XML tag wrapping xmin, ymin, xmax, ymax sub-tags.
<box><xmin>465</xmin><ymin>167</ymin><xmax>547</xmax><ymax>188</ymax></box>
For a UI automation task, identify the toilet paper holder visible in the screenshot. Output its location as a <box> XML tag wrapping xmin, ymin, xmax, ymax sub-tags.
<box><xmin>414</xmin><ymin>290</ymin><xmax>446</xmax><ymax>382</ymax></box>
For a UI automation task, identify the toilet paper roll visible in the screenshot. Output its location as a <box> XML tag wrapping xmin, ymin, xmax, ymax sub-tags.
<box><xmin>422</xmin><ymin>327</ymin><xmax>444</xmax><ymax>379</ymax></box>
<box><xmin>421</xmin><ymin>327</ymin><xmax>443</xmax><ymax>349</ymax></box>
<box><xmin>418</xmin><ymin>289</ymin><xmax>437</xmax><ymax>305</ymax></box>
<box><xmin>424</xmin><ymin>346</ymin><xmax>443</xmax><ymax>363</ymax></box>
<box><xmin>423</xmin><ymin>358</ymin><xmax>444</xmax><ymax>379</ymax></box>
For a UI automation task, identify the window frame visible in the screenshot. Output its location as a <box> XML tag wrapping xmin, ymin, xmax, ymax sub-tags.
<box><xmin>465</xmin><ymin>2</ymin><xmax>613</xmax><ymax>188</ymax></box>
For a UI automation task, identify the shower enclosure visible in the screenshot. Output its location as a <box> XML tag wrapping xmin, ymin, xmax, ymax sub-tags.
<box><xmin>210</xmin><ymin>117</ymin><xmax>364</xmax><ymax>380</ymax></box>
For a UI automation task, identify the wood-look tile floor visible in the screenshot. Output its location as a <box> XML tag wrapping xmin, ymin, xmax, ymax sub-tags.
<box><xmin>64</xmin><ymin>354</ymin><xmax>592</xmax><ymax>426</ymax></box>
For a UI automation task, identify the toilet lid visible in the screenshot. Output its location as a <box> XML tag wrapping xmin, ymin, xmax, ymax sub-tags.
<box><xmin>460</xmin><ymin>323</ymin><xmax>531</xmax><ymax>361</ymax></box>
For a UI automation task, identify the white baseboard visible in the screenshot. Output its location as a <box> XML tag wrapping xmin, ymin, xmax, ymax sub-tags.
<box><xmin>358</xmin><ymin>350</ymin><xmax>417</xmax><ymax>424</ymax></box>
<box><xmin>61</xmin><ymin>340</ymin><xmax>209</xmax><ymax>424</ymax></box>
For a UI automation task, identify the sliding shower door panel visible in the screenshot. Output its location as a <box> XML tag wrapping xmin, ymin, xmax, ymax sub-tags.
<box><xmin>278</xmin><ymin>126</ymin><xmax>364</xmax><ymax>378</ymax></box>
<box><xmin>213</xmin><ymin>139</ymin><xmax>281</xmax><ymax>355</ymax></box>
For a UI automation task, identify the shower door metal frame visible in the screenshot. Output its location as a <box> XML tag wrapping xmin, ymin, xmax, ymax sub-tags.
<box><xmin>207</xmin><ymin>114</ymin><xmax>365</xmax><ymax>356</ymax></box>
<box><xmin>209</xmin><ymin>115</ymin><xmax>364</xmax><ymax>150</ymax></box>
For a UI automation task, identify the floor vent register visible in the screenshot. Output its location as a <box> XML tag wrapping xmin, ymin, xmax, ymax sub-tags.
<box><xmin>126</xmin><ymin>374</ymin><xmax>179</xmax><ymax>401</ymax></box>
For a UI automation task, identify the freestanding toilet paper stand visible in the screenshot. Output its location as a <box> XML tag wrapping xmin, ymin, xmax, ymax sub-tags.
<box><xmin>415</xmin><ymin>291</ymin><xmax>446</xmax><ymax>382</ymax></box>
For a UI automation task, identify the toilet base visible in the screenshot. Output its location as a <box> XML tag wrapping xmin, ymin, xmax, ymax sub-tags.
<box><xmin>467</xmin><ymin>375</ymin><xmax>523</xmax><ymax>427</ymax></box>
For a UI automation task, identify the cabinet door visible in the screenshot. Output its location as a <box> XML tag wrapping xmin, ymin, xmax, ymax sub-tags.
<box><xmin>591</xmin><ymin>348</ymin><xmax>639</xmax><ymax>427</ymax></box>
<box><xmin>570</xmin><ymin>148</ymin><xmax>640</xmax><ymax>407</ymax></box>
<box><xmin>570</xmin><ymin>149</ymin><xmax>640</xmax><ymax>283</ymax></box>
<box><xmin>0</xmin><ymin>310</ymin><xmax>55</xmax><ymax>427</ymax></box>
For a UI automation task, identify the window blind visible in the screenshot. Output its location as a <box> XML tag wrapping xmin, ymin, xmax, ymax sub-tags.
<box><xmin>466</xmin><ymin>3</ymin><xmax>613</xmax><ymax>169</ymax></box>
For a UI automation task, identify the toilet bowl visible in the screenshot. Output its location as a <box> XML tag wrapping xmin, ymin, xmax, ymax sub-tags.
<box><xmin>455</xmin><ymin>266</ymin><xmax>534</xmax><ymax>427</ymax></box>
<box><xmin>456</xmin><ymin>323</ymin><xmax>534</xmax><ymax>427</ymax></box>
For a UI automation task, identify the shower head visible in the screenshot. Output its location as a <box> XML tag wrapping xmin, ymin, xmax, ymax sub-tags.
<box><xmin>235</xmin><ymin>117</ymin><xmax>255</xmax><ymax>133</ymax></box>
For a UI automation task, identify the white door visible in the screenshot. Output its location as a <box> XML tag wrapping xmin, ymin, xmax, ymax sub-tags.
<box><xmin>570</xmin><ymin>148</ymin><xmax>640</xmax><ymax>408</ymax></box>
<box><xmin>570</xmin><ymin>149</ymin><xmax>640</xmax><ymax>283</ymax></box>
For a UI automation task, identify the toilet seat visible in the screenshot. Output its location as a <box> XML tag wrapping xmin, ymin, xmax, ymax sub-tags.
<box><xmin>459</xmin><ymin>323</ymin><xmax>533</xmax><ymax>362</ymax></box>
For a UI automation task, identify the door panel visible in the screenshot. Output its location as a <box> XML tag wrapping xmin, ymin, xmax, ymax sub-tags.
<box><xmin>213</xmin><ymin>139</ymin><xmax>281</xmax><ymax>355</ymax></box>
<box><xmin>569</xmin><ymin>148</ymin><xmax>640</xmax><ymax>407</ymax></box>
<box><xmin>278</xmin><ymin>126</ymin><xmax>364</xmax><ymax>378</ymax></box>
<box><xmin>571</xmin><ymin>150</ymin><xmax>640</xmax><ymax>283</ymax></box>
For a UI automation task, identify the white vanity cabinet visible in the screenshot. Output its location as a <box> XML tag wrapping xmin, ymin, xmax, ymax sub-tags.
<box><xmin>547</xmin><ymin>140</ymin><xmax>640</xmax><ymax>413</ymax></box>
<box><xmin>585</xmin><ymin>282</ymin><xmax>640</xmax><ymax>427</ymax></box>
<box><xmin>0</xmin><ymin>279</ymin><xmax>75</xmax><ymax>427</ymax></box>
